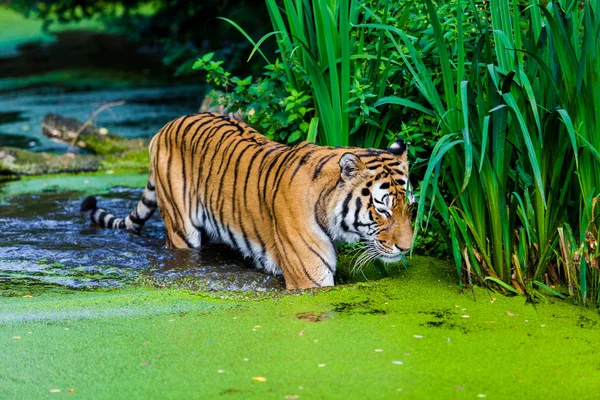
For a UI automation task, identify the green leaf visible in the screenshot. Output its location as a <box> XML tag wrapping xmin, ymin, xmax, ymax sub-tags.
<box><xmin>374</xmin><ymin>96</ymin><xmax>435</xmax><ymax>116</ymax></box>
<box><xmin>484</xmin><ymin>277</ymin><xmax>521</xmax><ymax>295</ymax></box>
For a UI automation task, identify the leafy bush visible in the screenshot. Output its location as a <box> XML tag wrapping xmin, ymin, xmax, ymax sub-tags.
<box><xmin>193</xmin><ymin>1</ymin><xmax>479</xmax><ymax>151</ymax></box>
<box><xmin>193</xmin><ymin>53</ymin><xmax>315</xmax><ymax>143</ymax></box>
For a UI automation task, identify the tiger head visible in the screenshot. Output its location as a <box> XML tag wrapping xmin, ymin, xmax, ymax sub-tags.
<box><xmin>335</xmin><ymin>139</ymin><xmax>414</xmax><ymax>263</ymax></box>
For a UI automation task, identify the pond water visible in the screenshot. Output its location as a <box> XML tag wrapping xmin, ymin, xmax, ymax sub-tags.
<box><xmin>0</xmin><ymin>19</ymin><xmax>286</xmax><ymax>293</ymax></box>
<box><xmin>0</xmin><ymin>16</ymin><xmax>205</xmax><ymax>152</ymax></box>
<box><xmin>0</xmin><ymin>177</ymin><xmax>284</xmax><ymax>291</ymax></box>
<box><xmin>0</xmin><ymin>85</ymin><xmax>204</xmax><ymax>152</ymax></box>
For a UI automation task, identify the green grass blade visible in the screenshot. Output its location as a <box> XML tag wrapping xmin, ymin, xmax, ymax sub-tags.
<box><xmin>374</xmin><ymin>96</ymin><xmax>435</xmax><ymax>116</ymax></box>
<box><xmin>484</xmin><ymin>276</ymin><xmax>521</xmax><ymax>295</ymax></box>
<box><xmin>217</xmin><ymin>17</ymin><xmax>271</xmax><ymax>64</ymax></box>
<box><xmin>306</xmin><ymin>116</ymin><xmax>319</xmax><ymax>142</ymax></box>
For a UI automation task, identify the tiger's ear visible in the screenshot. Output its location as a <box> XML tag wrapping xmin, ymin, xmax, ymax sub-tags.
<box><xmin>388</xmin><ymin>138</ymin><xmax>407</xmax><ymax>162</ymax></box>
<box><xmin>339</xmin><ymin>153</ymin><xmax>364</xmax><ymax>181</ymax></box>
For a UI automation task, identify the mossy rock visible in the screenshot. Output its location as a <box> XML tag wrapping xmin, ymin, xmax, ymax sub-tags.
<box><xmin>0</xmin><ymin>147</ymin><xmax>102</xmax><ymax>176</ymax></box>
<box><xmin>41</xmin><ymin>113</ymin><xmax>147</xmax><ymax>155</ymax></box>
<box><xmin>0</xmin><ymin>147</ymin><xmax>149</xmax><ymax>177</ymax></box>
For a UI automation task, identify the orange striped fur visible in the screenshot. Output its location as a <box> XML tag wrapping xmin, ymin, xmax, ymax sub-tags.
<box><xmin>81</xmin><ymin>112</ymin><xmax>414</xmax><ymax>289</ymax></box>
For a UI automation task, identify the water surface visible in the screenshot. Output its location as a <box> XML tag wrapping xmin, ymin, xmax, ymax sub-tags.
<box><xmin>0</xmin><ymin>86</ymin><xmax>204</xmax><ymax>152</ymax></box>
<box><xmin>0</xmin><ymin>178</ymin><xmax>283</xmax><ymax>291</ymax></box>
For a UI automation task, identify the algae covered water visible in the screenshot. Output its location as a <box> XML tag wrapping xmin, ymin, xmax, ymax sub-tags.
<box><xmin>0</xmin><ymin>173</ymin><xmax>283</xmax><ymax>292</ymax></box>
<box><xmin>2</xmin><ymin>258</ymin><xmax>600</xmax><ymax>399</ymax></box>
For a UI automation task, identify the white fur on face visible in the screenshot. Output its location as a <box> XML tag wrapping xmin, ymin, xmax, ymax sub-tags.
<box><xmin>407</xmin><ymin>180</ymin><xmax>415</xmax><ymax>205</ymax></box>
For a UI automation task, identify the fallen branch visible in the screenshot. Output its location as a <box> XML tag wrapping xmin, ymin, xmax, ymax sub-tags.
<box><xmin>68</xmin><ymin>100</ymin><xmax>126</xmax><ymax>153</ymax></box>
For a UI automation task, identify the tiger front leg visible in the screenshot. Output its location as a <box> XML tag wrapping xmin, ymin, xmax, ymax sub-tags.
<box><xmin>274</xmin><ymin>232</ymin><xmax>336</xmax><ymax>289</ymax></box>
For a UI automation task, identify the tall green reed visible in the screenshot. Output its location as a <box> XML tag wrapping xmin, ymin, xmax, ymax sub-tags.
<box><xmin>257</xmin><ymin>0</ymin><xmax>357</xmax><ymax>146</ymax></box>
<box><xmin>244</xmin><ymin>0</ymin><xmax>413</xmax><ymax>147</ymax></box>
<box><xmin>372</xmin><ymin>0</ymin><xmax>599</xmax><ymax>303</ymax></box>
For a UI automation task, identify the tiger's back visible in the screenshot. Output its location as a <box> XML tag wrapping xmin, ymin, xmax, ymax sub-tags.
<box><xmin>82</xmin><ymin>112</ymin><xmax>414</xmax><ymax>289</ymax></box>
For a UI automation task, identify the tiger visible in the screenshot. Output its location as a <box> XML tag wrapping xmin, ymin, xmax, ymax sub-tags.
<box><xmin>80</xmin><ymin>112</ymin><xmax>414</xmax><ymax>289</ymax></box>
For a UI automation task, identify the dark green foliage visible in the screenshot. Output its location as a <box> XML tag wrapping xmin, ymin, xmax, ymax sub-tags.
<box><xmin>191</xmin><ymin>1</ymin><xmax>477</xmax><ymax>149</ymax></box>
<box><xmin>193</xmin><ymin>54</ymin><xmax>313</xmax><ymax>143</ymax></box>
<box><xmin>5</xmin><ymin>0</ymin><xmax>272</xmax><ymax>75</ymax></box>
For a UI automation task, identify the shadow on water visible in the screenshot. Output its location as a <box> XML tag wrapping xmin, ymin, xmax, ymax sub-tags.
<box><xmin>0</xmin><ymin>185</ymin><xmax>284</xmax><ymax>293</ymax></box>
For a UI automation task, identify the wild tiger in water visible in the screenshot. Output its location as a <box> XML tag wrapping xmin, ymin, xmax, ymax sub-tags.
<box><xmin>80</xmin><ymin>112</ymin><xmax>414</xmax><ymax>289</ymax></box>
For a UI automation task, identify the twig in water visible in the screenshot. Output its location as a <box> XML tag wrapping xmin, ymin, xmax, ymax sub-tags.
<box><xmin>68</xmin><ymin>100</ymin><xmax>126</xmax><ymax>152</ymax></box>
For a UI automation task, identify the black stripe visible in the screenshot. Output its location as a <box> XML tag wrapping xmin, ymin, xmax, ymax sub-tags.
<box><xmin>129</xmin><ymin>214</ymin><xmax>144</xmax><ymax>225</ymax></box>
<box><xmin>165</xmin><ymin>116</ymin><xmax>194</xmax><ymax>230</ymax></box>
<box><xmin>203</xmin><ymin>127</ymin><xmax>236</xmax><ymax>210</ymax></box>
<box><xmin>242</xmin><ymin>147</ymin><xmax>266</xmax><ymax>210</ymax></box>
<box><xmin>142</xmin><ymin>196</ymin><xmax>157</xmax><ymax>208</ymax></box>
<box><xmin>289</xmin><ymin>150</ymin><xmax>314</xmax><ymax>185</ymax></box>
<box><xmin>184</xmin><ymin>117</ymin><xmax>226</xmax><ymax>218</ymax></box>
<box><xmin>238</xmin><ymin>147</ymin><xmax>269</xmax><ymax>260</ymax></box>
<box><xmin>299</xmin><ymin>262</ymin><xmax>321</xmax><ymax>287</ymax></box>
<box><xmin>355</xmin><ymin>150</ymin><xmax>384</xmax><ymax>157</ymax></box>
<box><xmin>312</xmin><ymin>154</ymin><xmax>336</xmax><ymax>180</ymax></box>
<box><xmin>256</xmin><ymin>147</ymin><xmax>287</xmax><ymax>218</ymax></box>
<box><xmin>269</xmin><ymin>149</ymin><xmax>300</xmax><ymax>208</ymax></box>
<box><xmin>189</xmin><ymin>115</ymin><xmax>224</xmax><ymax>153</ymax></box>
<box><xmin>175</xmin><ymin>229</ymin><xmax>194</xmax><ymax>248</ymax></box>
<box><xmin>276</xmin><ymin>235</ymin><xmax>320</xmax><ymax>288</ymax></box>
<box><xmin>152</xmin><ymin>136</ymin><xmax>178</xmax><ymax>237</ymax></box>
<box><xmin>215</xmin><ymin>133</ymin><xmax>244</xmax><ymax>227</ymax></box>
<box><xmin>214</xmin><ymin>129</ymin><xmax>242</xmax><ymax>175</ymax></box>
<box><xmin>226</xmin><ymin>227</ymin><xmax>243</xmax><ymax>252</ymax></box>
<box><xmin>301</xmin><ymin>237</ymin><xmax>334</xmax><ymax>274</ymax></box>
<box><xmin>251</xmin><ymin>225</ymin><xmax>268</xmax><ymax>264</ymax></box>
<box><xmin>353</xmin><ymin>196</ymin><xmax>362</xmax><ymax>232</ymax></box>
<box><xmin>196</xmin><ymin>121</ymin><xmax>233</xmax><ymax>205</ymax></box>
<box><xmin>193</xmin><ymin>118</ymin><xmax>232</xmax><ymax>156</ymax></box>
<box><xmin>96</xmin><ymin>211</ymin><xmax>108</xmax><ymax>226</ymax></box>
<box><xmin>261</xmin><ymin>148</ymin><xmax>292</xmax><ymax>208</ymax></box>
<box><xmin>366</xmin><ymin>156</ymin><xmax>394</xmax><ymax>165</ymax></box>
<box><xmin>340</xmin><ymin>192</ymin><xmax>353</xmax><ymax>231</ymax></box>
<box><xmin>106</xmin><ymin>216</ymin><xmax>116</xmax><ymax>229</ymax></box>
<box><xmin>185</xmin><ymin>116</ymin><xmax>217</xmax><ymax>219</ymax></box>
<box><xmin>231</xmin><ymin>142</ymin><xmax>256</xmax><ymax>217</ymax></box>
<box><xmin>314</xmin><ymin>184</ymin><xmax>337</xmax><ymax>243</ymax></box>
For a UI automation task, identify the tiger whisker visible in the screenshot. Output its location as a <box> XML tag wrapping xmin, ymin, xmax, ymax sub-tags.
<box><xmin>355</xmin><ymin>253</ymin><xmax>378</xmax><ymax>277</ymax></box>
<box><xmin>351</xmin><ymin>247</ymin><xmax>379</xmax><ymax>276</ymax></box>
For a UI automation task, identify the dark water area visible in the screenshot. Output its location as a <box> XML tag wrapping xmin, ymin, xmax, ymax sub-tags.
<box><xmin>0</xmin><ymin>31</ymin><xmax>167</xmax><ymax>78</ymax></box>
<box><xmin>0</xmin><ymin>85</ymin><xmax>205</xmax><ymax>152</ymax></box>
<box><xmin>0</xmin><ymin>185</ymin><xmax>284</xmax><ymax>292</ymax></box>
<box><xmin>0</xmin><ymin>27</ymin><xmax>206</xmax><ymax>152</ymax></box>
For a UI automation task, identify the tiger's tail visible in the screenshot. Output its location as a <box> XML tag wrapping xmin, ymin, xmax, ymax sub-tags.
<box><xmin>80</xmin><ymin>174</ymin><xmax>158</xmax><ymax>232</ymax></box>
